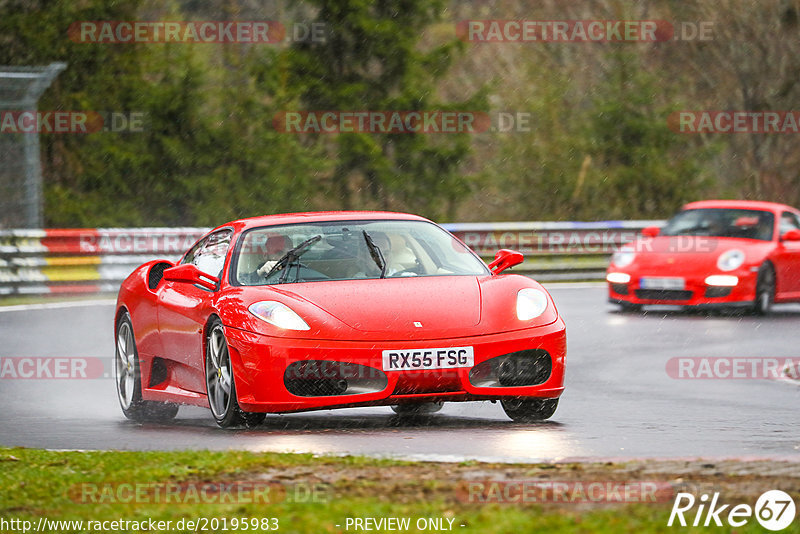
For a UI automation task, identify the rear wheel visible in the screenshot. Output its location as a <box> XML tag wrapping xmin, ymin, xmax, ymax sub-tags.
<box><xmin>501</xmin><ymin>397</ymin><xmax>558</xmax><ymax>422</ymax></box>
<box><xmin>115</xmin><ymin>313</ymin><xmax>179</xmax><ymax>422</ymax></box>
<box><xmin>753</xmin><ymin>263</ymin><xmax>775</xmax><ymax>315</ymax></box>
<box><xmin>205</xmin><ymin>319</ymin><xmax>266</xmax><ymax>428</ymax></box>
<box><xmin>391</xmin><ymin>402</ymin><xmax>443</xmax><ymax>416</ymax></box>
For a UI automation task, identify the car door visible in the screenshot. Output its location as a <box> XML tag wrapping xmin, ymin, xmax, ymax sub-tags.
<box><xmin>157</xmin><ymin>229</ymin><xmax>233</xmax><ymax>393</ymax></box>
<box><xmin>773</xmin><ymin>211</ymin><xmax>800</xmax><ymax>299</ymax></box>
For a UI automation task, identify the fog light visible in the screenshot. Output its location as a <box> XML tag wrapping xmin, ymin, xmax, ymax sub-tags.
<box><xmin>705</xmin><ymin>275</ymin><xmax>738</xmax><ymax>287</ymax></box>
<box><xmin>606</xmin><ymin>272</ymin><xmax>631</xmax><ymax>284</ymax></box>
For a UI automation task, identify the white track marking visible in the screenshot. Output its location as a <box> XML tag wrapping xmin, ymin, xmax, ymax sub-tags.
<box><xmin>543</xmin><ymin>282</ymin><xmax>605</xmax><ymax>290</ymax></box>
<box><xmin>0</xmin><ymin>285</ymin><xmax>602</xmax><ymax>313</ymax></box>
<box><xmin>0</xmin><ymin>299</ymin><xmax>116</xmax><ymax>313</ymax></box>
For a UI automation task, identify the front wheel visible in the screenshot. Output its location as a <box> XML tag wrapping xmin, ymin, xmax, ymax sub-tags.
<box><xmin>205</xmin><ymin>319</ymin><xmax>266</xmax><ymax>428</ymax></box>
<box><xmin>501</xmin><ymin>397</ymin><xmax>558</xmax><ymax>422</ymax></box>
<box><xmin>115</xmin><ymin>313</ymin><xmax>179</xmax><ymax>422</ymax></box>
<box><xmin>752</xmin><ymin>263</ymin><xmax>775</xmax><ymax>315</ymax></box>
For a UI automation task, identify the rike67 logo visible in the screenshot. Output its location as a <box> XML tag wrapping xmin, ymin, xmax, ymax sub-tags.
<box><xmin>669</xmin><ymin>490</ymin><xmax>796</xmax><ymax>530</ymax></box>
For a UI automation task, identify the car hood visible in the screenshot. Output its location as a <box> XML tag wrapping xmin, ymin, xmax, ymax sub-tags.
<box><xmin>283</xmin><ymin>276</ymin><xmax>482</xmax><ymax>333</ymax></box>
<box><xmin>222</xmin><ymin>274</ymin><xmax>558</xmax><ymax>341</ymax></box>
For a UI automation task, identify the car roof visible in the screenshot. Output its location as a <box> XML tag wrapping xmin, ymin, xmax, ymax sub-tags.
<box><xmin>682</xmin><ymin>200</ymin><xmax>798</xmax><ymax>214</ymax></box>
<box><xmin>215</xmin><ymin>211</ymin><xmax>432</xmax><ymax>233</ymax></box>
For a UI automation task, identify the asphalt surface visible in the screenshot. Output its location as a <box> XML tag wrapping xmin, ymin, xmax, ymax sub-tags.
<box><xmin>1</xmin><ymin>286</ymin><xmax>799</xmax><ymax>462</ymax></box>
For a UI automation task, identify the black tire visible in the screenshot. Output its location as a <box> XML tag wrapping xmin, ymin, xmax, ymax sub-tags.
<box><xmin>501</xmin><ymin>397</ymin><xmax>558</xmax><ymax>422</ymax></box>
<box><xmin>205</xmin><ymin>319</ymin><xmax>266</xmax><ymax>428</ymax></box>
<box><xmin>115</xmin><ymin>313</ymin><xmax>179</xmax><ymax>422</ymax></box>
<box><xmin>391</xmin><ymin>402</ymin><xmax>443</xmax><ymax>415</ymax></box>
<box><xmin>753</xmin><ymin>263</ymin><xmax>775</xmax><ymax>315</ymax></box>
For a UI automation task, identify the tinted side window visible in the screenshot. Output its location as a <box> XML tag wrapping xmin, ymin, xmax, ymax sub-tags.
<box><xmin>780</xmin><ymin>212</ymin><xmax>800</xmax><ymax>234</ymax></box>
<box><xmin>185</xmin><ymin>230</ymin><xmax>233</xmax><ymax>278</ymax></box>
<box><xmin>181</xmin><ymin>237</ymin><xmax>207</xmax><ymax>266</ymax></box>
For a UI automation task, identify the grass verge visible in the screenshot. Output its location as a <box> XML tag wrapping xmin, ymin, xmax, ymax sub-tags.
<box><xmin>0</xmin><ymin>447</ymin><xmax>798</xmax><ymax>533</ymax></box>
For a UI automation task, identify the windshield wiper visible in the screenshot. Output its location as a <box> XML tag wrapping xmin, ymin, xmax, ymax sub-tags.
<box><xmin>263</xmin><ymin>234</ymin><xmax>322</xmax><ymax>284</ymax></box>
<box><xmin>671</xmin><ymin>225</ymin><xmax>711</xmax><ymax>236</ymax></box>
<box><xmin>362</xmin><ymin>230</ymin><xmax>386</xmax><ymax>279</ymax></box>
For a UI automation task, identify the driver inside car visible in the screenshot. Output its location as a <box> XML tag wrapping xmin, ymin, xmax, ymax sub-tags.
<box><xmin>253</xmin><ymin>235</ymin><xmax>292</xmax><ymax>280</ymax></box>
<box><xmin>363</xmin><ymin>231</ymin><xmax>420</xmax><ymax>277</ymax></box>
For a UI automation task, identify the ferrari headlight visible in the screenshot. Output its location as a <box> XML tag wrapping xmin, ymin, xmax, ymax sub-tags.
<box><xmin>717</xmin><ymin>249</ymin><xmax>745</xmax><ymax>272</ymax></box>
<box><xmin>612</xmin><ymin>250</ymin><xmax>636</xmax><ymax>267</ymax></box>
<box><xmin>248</xmin><ymin>301</ymin><xmax>310</xmax><ymax>331</ymax></box>
<box><xmin>516</xmin><ymin>288</ymin><xmax>548</xmax><ymax>320</ymax></box>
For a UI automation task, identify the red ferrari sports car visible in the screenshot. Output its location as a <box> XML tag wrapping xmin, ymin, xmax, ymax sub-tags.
<box><xmin>607</xmin><ymin>200</ymin><xmax>800</xmax><ymax>313</ymax></box>
<box><xmin>115</xmin><ymin>212</ymin><xmax>566</xmax><ymax>427</ymax></box>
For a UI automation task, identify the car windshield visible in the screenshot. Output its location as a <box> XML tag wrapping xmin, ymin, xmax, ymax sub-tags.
<box><xmin>660</xmin><ymin>208</ymin><xmax>775</xmax><ymax>241</ymax></box>
<box><xmin>233</xmin><ymin>219</ymin><xmax>489</xmax><ymax>285</ymax></box>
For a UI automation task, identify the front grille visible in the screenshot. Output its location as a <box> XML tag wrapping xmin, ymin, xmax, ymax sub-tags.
<box><xmin>634</xmin><ymin>289</ymin><xmax>693</xmax><ymax>301</ymax></box>
<box><xmin>704</xmin><ymin>287</ymin><xmax>732</xmax><ymax>298</ymax></box>
<box><xmin>469</xmin><ymin>349</ymin><xmax>551</xmax><ymax>388</ymax></box>
<box><xmin>610</xmin><ymin>283</ymin><xmax>629</xmax><ymax>295</ymax></box>
<box><xmin>284</xmin><ymin>360</ymin><xmax>387</xmax><ymax>397</ymax></box>
<box><xmin>285</xmin><ymin>377</ymin><xmax>348</xmax><ymax>397</ymax></box>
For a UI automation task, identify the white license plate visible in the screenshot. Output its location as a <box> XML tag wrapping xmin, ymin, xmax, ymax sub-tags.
<box><xmin>382</xmin><ymin>346</ymin><xmax>474</xmax><ymax>371</ymax></box>
<box><xmin>639</xmin><ymin>277</ymin><xmax>685</xmax><ymax>290</ymax></box>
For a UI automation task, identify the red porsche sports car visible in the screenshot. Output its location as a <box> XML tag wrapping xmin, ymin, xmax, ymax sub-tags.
<box><xmin>115</xmin><ymin>212</ymin><xmax>566</xmax><ymax>427</ymax></box>
<box><xmin>607</xmin><ymin>200</ymin><xmax>800</xmax><ymax>313</ymax></box>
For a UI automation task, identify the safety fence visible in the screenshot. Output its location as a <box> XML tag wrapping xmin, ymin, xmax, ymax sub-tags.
<box><xmin>0</xmin><ymin>221</ymin><xmax>661</xmax><ymax>296</ymax></box>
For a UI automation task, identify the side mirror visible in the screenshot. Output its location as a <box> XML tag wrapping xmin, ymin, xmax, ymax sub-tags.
<box><xmin>781</xmin><ymin>229</ymin><xmax>800</xmax><ymax>242</ymax></box>
<box><xmin>641</xmin><ymin>226</ymin><xmax>660</xmax><ymax>238</ymax></box>
<box><xmin>162</xmin><ymin>264</ymin><xmax>219</xmax><ymax>291</ymax></box>
<box><xmin>488</xmin><ymin>249</ymin><xmax>524</xmax><ymax>274</ymax></box>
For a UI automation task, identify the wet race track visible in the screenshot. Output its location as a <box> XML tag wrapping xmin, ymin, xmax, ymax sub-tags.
<box><xmin>1</xmin><ymin>285</ymin><xmax>799</xmax><ymax>462</ymax></box>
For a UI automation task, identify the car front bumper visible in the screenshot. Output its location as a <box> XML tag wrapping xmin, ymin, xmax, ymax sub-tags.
<box><xmin>224</xmin><ymin>319</ymin><xmax>566</xmax><ymax>413</ymax></box>
<box><xmin>606</xmin><ymin>269</ymin><xmax>758</xmax><ymax>307</ymax></box>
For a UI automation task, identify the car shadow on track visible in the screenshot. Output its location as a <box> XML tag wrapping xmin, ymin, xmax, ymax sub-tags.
<box><xmin>609</xmin><ymin>304</ymin><xmax>800</xmax><ymax>319</ymax></box>
<box><xmin>120</xmin><ymin>411</ymin><xmax>565</xmax><ymax>433</ymax></box>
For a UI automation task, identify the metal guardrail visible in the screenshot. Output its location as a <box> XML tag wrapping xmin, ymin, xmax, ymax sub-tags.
<box><xmin>0</xmin><ymin>228</ymin><xmax>208</xmax><ymax>296</ymax></box>
<box><xmin>0</xmin><ymin>221</ymin><xmax>662</xmax><ymax>296</ymax></box>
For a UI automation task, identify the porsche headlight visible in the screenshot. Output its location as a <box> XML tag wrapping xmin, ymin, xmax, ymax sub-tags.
<box><xmin>716</xmin><ymin>249</ymin><xmax>745</xmax><ymax>272</ymax></box>
<box><xmin>606</xmin><ymin>272</ymin><xmax>631</xmax><ymax>284</ymax></box>
<box><xmin>612</xmin><ymin>250</ymin><xmax>636</xmax><ymax>267</ymax></box>
<box><xmin>516</xmin><ymin>288</ymin><xmax>548</xmax><ymax>320</ymax></box>
<box><xmin>248</xmin><ymin>301</ymin><xmax>310</xmax><ymax>331</ymax></box>
<box><xmin>705</xmin><ymin>275</ymin><xmax>739</xmax><ymax>287</ymax></box>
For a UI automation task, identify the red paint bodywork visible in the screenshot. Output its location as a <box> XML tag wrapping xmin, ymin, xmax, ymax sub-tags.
<box><xmin>607</xmin><ymin>200</ymin><xmax>800</xmax><ymax>307</ymax></box>
<box><xmin>116</xmin><ymin>211</ymin><xmax>566</xmax><ymax>414</ymax></box>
